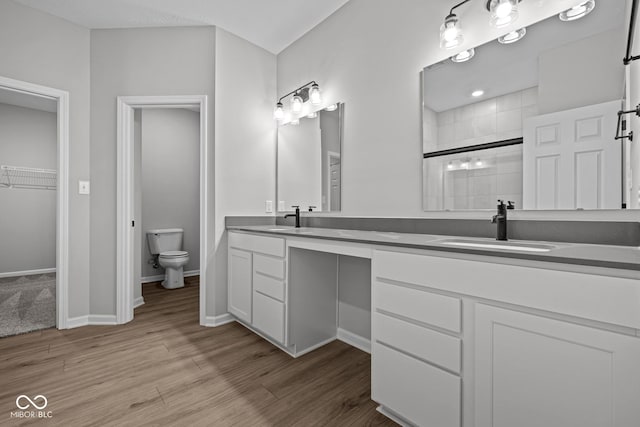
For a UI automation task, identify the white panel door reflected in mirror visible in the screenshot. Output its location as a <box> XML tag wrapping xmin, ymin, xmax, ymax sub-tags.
<box><xmin>422</xmin><ymin>1</ymin><xmax>631</xmax><ymax>211</ymax></box>
<box><xmin>277</xmin><ymin>103</ymin><xmax>343</xmax><ymax>212</ymax></box>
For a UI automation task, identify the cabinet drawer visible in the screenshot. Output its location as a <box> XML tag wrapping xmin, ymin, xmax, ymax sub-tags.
<box><xmin>374</xmin><ymin>312</ymin><xmax>461</xmax><ymax>373</ymax></box>
<box><xmin>254</xmin><ymin>273</ymin><xmax>285</xmax><ymax>302</ymax></box>
<box><xmin>374</xmin><ymin>281</ymin><xmax>461</xmax><ymax>333</ymax></box>
<box><xmin>253</xmin><ymin>292</ymin><xmax>285</xmax><ymax>343</ymax></box>
<box><xmin>253</xmin><ymin>254</ymin><xmax>285</xmax><ymax>279</ymax></box>
<box><xmin>373</xmin><ymin>343</ymin><xmax>460</xmax><ymax>427</ymax></box>
<box><xmin>229</xmin><ymin>232</ymin><xmax>285</xmax><ymax>257</ymax></box>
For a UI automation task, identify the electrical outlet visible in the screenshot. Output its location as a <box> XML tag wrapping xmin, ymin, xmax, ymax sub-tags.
<box><xmin>265</xmin><ymin>200</ymin><xmax>273</xmax><ymax>213</ymax></box>
<box><xmin>78</xmin><ymin>180</ymin><xmax>90</xmax><ymax>195</ymax></box>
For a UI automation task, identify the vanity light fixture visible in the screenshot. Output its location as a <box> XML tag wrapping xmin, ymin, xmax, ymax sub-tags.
<box><xmin>451</xmin><ymin>48</ymin><xmax>475</xmax><ymax>62</ymax></box>
<box><xmin>475</xmin><ymin>158</ymin><xmax>483</xmax><ymax>167</ymax></box>
<box><xmin>273</xmin><ymin>80</ymin><xmax>322</xmax><ymax>121</ymax></box>
<box><xmin>325</xmin><ymin>104</ymin><xmax>338</xmax><ymax>111</ymax></box>
<box><xmin>559</xmin><ymin>0</ymin><xmax>595</xmax><ymax>22</ymax></box>
<box><xmin>498</xmin><ymin>27</ymin><xmax>526</xmax><ymax>44</ymax></box>
<box><xmin>487</xmin><ymin>0</ymin><xmax>521</xmax><ymax>28</ymax></box>
<box><xmin>439</xmin><ymin>0</ymin><xmax>471</xmax><ymax>50</ymax></box>
<box><xmin>447</xmin><ymin>161</ymin><xmax>454</xmax><ymax>169</ymax></box>
<box><xmin>472</xmin><ymin>89</ymin><xmax>485</xmax><ymax>97</ymax></box>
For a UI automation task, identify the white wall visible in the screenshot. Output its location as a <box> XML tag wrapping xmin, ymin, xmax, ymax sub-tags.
<box><xmin>214</xmin><ymin>28</ymin><xmax>277</xmax><ymax>316</ymax></box>
<box><xmin>140</xmin><ymin>108</ymin><xmax>200</xmax><ymax>278</ymax></box>
<box><xmin>0</xmin><ymin>0</ymin><xmax>91</xmax><ymax>317</ymax></box>
<box><xmin>0</xmin><ymin>103</ymin><xmax>56</xmax><ymax>274</ymax></box>
<box><xmin>276</xmin><ymin>0</ymin><xmax>626</xmax><ymax>219</ymax></box>
<box><xmin>90</xmin><ymin>27</ymin><xmax>215</xmax><ymax>316</ymax></box>
<box><xmin>538</xmin><ymin>29</ymin><xmax>625</xmax><ymax>114</ymax></box>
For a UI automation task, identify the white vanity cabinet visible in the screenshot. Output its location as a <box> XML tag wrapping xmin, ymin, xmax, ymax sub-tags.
<box><xmin>372</xmin><ymin>249</ymin><xmax>640</xmax><ymax>427</ymax></box>
<box><xmin>228</xmin><ymin>231</ymin><xmax>286</xmax><ymax>344</ymax></box>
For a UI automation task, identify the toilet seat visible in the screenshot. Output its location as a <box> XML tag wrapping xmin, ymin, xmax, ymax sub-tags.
<box><xmin>159</xmin><ymin>250</ymin><xmax>189</xmax><ymax>259</ymax></box>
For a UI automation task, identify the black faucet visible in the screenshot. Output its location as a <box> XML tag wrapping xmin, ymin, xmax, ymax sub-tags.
<box><xmin>491</xmin><ymin>200</ymin><xmax>508</xmax><ymax>241</ymax></box>
<box><xmin>285</xmin><ymin>205</ymin><xmax>301</xmax><ymax>228</ymax></box>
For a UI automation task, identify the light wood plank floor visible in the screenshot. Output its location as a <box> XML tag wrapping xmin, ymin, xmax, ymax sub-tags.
<box><xmin>0</xmin><ymin>278</ymin><xmax>395</xmax><ymax>426</ymax></box>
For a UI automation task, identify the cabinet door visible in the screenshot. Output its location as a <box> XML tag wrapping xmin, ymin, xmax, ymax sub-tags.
<box><xmin>228</xmin><ymin>248</ymin><xmax>252</xmax><ymax>323</ymax></box>
<box><xmin>475</xmin><ymin>304</ymin><xmax>640</xmax><ymax>427</ymax></box>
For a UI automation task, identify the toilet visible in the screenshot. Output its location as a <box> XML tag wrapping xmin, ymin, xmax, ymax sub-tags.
<box><xmin>146</xmin><ymin>228</ymin><xmax>190</xmax><ymax>289</ymax></box>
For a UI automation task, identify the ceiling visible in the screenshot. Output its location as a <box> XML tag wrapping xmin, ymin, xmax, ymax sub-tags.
<box><xmin>424</xmin><ymin>2</ymin><xmax>625</xmax><ymax>112</ymax></box>
<box><xmin>13</xmin><ymin>0</ymin><xmax>350</xmax><ymax>53</ymax></box>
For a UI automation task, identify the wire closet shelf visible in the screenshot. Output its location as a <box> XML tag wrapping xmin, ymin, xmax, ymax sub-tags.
<box><xmin>0</xmin><ymin>165</ymin><xmax>57</xmax><ymax>190</ymax></box>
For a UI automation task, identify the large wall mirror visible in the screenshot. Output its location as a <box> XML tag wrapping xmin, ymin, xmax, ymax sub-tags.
<box><xmin>277</xmin><ymin>103</ymin><xmax>343</xmax><ymax>212</ymax></box>
<box><xmin>422</xmin><ymin>1</ymin><xmax>634</xmax><ymax>211</ymax></box>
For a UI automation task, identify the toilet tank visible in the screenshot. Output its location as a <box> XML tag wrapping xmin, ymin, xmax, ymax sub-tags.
<box><xmin>146</xmin><ymin>228</ymin><xmax>184</xmax><ymax>255</ymax></box>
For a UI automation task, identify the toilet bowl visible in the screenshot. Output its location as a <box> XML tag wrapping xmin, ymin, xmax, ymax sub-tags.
<box><xmin>158</xmin><ymin>251</ymin><xmax>190</xmax><ymax>289</ymax></box>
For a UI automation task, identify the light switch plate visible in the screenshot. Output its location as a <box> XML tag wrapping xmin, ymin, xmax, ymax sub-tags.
<box><xmin>78</xmin><ymin>180</ymin><xmax>90</xmax><ymax>195</ymax></box>
<box><xmin>265</xmin><ymin>200</ymin><xmax>273</xmax><ymax>213</ymax></box>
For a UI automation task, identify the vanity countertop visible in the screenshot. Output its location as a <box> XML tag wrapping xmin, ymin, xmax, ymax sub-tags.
<box><xmin>227</xmin><ymin>225</ymin><xmax>640</xmax><ymax>274</ymax></box>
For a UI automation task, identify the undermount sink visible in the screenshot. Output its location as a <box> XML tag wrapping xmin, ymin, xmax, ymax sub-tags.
<box><xmin>440</xmin><ymin>239</ymin><xmax>555</xmax><ymax>253</ymax></box>
<box><xmin>267</xmin><ymin>228</ymin><xmax>290</xmax><ymax>231</ymax></box>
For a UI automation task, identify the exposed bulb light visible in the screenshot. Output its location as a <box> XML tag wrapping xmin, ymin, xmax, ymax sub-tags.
<box><xmin>274</xmin><ymin>102</ymin><xmax>284</xmax><ymax>120</ymax></box>
<box><xmin>451</xmin><ymin>48</ymin><xmax>475</xmax><ymax>63</ymax></box>
<box><xmin>307</xmin><ymin>111</ymin><xmax>318</xmax><ymax>119</ymax></box>
<box><xmin>488</xmin><ymin>0</ymin><xmax>519</xmax><ymax>28</ymax></box>
<box><xmin>475</xmin><ymin>159</ymin><xmax>483</xmax><ymax>167</ymax></box>
<box><xmin>440</xmin><ymin>13</ymin><xmax>463</xmax><ymax>49</ymax></box>
<box><xmin>447</xmin><ymin>162</ymin><xmax>454</xmax><ymax>170</ymax></box>
<box><xmin>309</xmin><ymin>83</ymin><xmax>322</xmax><ymax>105</ymax></box>
<box><xmin>559</xmin><ymin>0</ymin><xmax>595</xmax><ymax>21</ymax></box>
<box><xmin>325</xmin><ymin>104</ymin><xmax>338</xmax><ymax>111</ymax></box>
<box><xmin>471</xmin><ymin>90</ymin><xmax>485</xmax><ymax>97</ymax></box>
<box><xmin>461</xmin><ymin>161</ymin><xmax>469</xmax><ymax>169</ymax></box>
<box><xmin>498</xmin><ymin>27</ymin><xmax>526</xmax><ymax>44</ymax></box>
<box><xmin>291</xmin><ymin>95</ymin><xmax>303</xmax><ymax>113</ymax></box>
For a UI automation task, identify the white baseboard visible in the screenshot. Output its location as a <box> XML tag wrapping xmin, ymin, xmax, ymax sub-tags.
<box><xmin>66</xmin><ymin>315</ymin><xmax>89</xmax><ymax>329</ymax></box>
<box><xmin>133</xmin><ymin>297</ymin><xmax>145</xmax><ymax>308</ymax></box>
<box><xmin>203</xmin><ymin>313</ymin><xmax>235</xmax><ymax>327</ymax></box>
<box><xmin>141</xmin><ymin>269</ymin><xmax>199</xmax><ymax>284</ymax></box>
<box><xmin>0</xmin><ymin>267</ymin><xmax>56</xmax><ymax>279</ymax></box>
<box><xmin>88</xmin><ymin>315</ymin><xmax>118</xmax><ymax>325</ymax></box>
<box><xmin>337</xmin><ymin>328</ymin><xmax>371</xmax><ymax>354</ymax></box>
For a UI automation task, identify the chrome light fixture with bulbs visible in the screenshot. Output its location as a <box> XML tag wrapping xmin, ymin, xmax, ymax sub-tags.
<box><xmin>487</xmin><ymin>0</ymin><xmax>521</xmax><ymax>28</ymax></box>
<box><xmin>273</xmin><ymin>80</ymin><xmax>323</xmax><ymax>121</ymax></box>
<box><xmin>440</xmin><ymin>0</ymin><xmax>471</xmax><ymax>50</ymax></box>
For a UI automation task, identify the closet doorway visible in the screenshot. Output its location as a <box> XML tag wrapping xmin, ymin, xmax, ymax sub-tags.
<box><xmin>0</xmin><ymin>76</ymin><xmax>70</xmax><ymax>333</ymax></box>
<box><xmin>116</xmin><ymin>96</ymin><xmax>208</xmax><ymax>326</ymax></box>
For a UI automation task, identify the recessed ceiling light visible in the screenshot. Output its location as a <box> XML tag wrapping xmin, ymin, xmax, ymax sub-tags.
<box><xmin>471</xmin><ymin>90</ymin><xmax>485</xmax><ymax>97</ymax></box>
<box><xmin>559</xmin><ymin>0</ymin><xmax>595</xmax><ymax>22</ymax></box>
<box><xmin>451</xmin><ymin>48</ymin><xmax>475</xmax><ymax>63</ymax></box>
<box><xmin>498</xmin><ymin>27</ymin><xmax>526</xmax><ymax>44</ymax></box>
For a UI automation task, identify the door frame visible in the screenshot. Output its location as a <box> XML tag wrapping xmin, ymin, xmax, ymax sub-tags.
<box><xmin>116</xmin><ymin>95</ymin><xmax>208</xmax><ymax>325</ymax></box>
<box><xmin>0</xmin><ymin>75</ymin><xmax>70</xmax><ymax>329</ymax></box>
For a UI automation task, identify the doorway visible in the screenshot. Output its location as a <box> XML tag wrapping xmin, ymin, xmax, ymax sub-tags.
<box><xmin>116</xmin><ymin>96</ymin><xmax>208</xmax><ymax>325</ymax></box>
<box><xmin>0</xmin><ymin>75</ymin><xmax>70</xmax><ymax>330</ymax></box>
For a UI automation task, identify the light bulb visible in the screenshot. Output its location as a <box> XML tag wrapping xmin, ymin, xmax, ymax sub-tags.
<box><xmin>309</xmin><ymin>83</ymin><xmax>322</xmax><ymax>105</ymax></box>
<box><xmin>447</xmin><ymin>162</ymin><xmax>454</xmax><ymax>170</ymax></box>
<box><xmin>489</xmin><ymin>0</ymin><xmax>519</xmax><ymax>28</ymax></box>
<box><xmin>559</xmin><ymin>0</ymin><xmax>595</xmax><ymax>21</ymax></box>
<box><xmin>274</xmin><ymin>102</ymin><xmax>284</xmax><ymax>120</ymax></box>
<box><xmin>291</xmin><ymin>95</ymin><xmax>303</xmax><ymax>113</ymax></box>
<box><xmin>451</xmin><ymin>48</ymin><xmax>475</xmax><ymax>63</ymax></box>
<box><xmin>461</xmin><ymin>161</ymin><xmax>469</xmax><ymax>169</ymax></box>
<box><xmin>498</xmin><ymin>27</ymin><xmax>526</xmax><ymax>44</ymax></box>
<box><xmin>440</xmin><ymin>14</ymin><xmax>463</xmax><ymax>49</ymax></box>
<box><xmin>475</xmin><ymin>159</ymin><xmax>483</xmax><ymax>167</ymax></box>
<box><xmin>325</xmin><ymin>104</ymin><xmax>338</xmax><ymax>112</ymax></box>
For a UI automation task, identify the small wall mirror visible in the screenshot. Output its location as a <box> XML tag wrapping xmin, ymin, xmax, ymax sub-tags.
<box><xmin>422</xmin><ymin>1</ymin><xmax>632</xmax><ymax>211</ymax></box>
<box><xmin>277</xmin><ymin>103</ymin><xmax>343</xmax><ymax>212</ymax></box>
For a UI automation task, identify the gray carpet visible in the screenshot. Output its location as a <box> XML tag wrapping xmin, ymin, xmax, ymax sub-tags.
<box><xmin>0</xmin><ymin>273</ymin><xmax>55</xmax><ymax>338</ymax></box>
